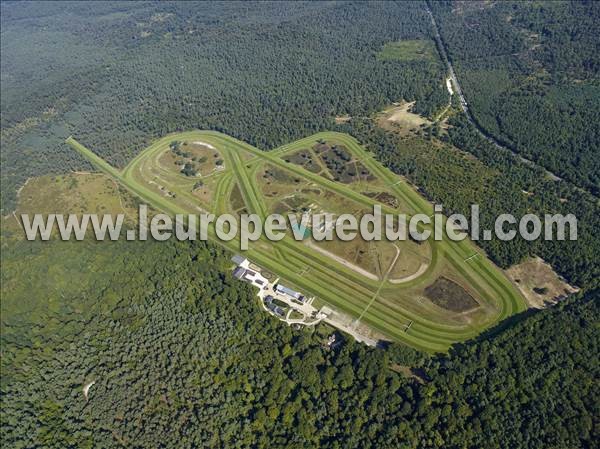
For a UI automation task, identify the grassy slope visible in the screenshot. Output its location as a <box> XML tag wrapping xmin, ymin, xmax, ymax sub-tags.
<box><xmin>67</xmin><ymin>131</ymin><xmax>525</xmax><ymax>352</ymax></box>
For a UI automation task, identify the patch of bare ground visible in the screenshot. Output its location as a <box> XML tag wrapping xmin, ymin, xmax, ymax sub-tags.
<box><xmin>334</xmin><ymin>115</ymin><xmax>351</xmax><ymax>124</ymax></box>
<box><xmin>506</xmin><ymin>256</ymin><xmax>579</xmax><ymax>309</ymax></box>
<box><xmin>321</xmin><ymin>307</ymin><xmax>385</xmax><ymax>345</ymax></box>
<box><xmin>377</xmin><ymin>101</ymin><xmax>431</xmax><ymax>136</ymax></box>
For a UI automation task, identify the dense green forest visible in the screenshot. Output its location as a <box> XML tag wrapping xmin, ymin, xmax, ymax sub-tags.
<box><xmin>430</xmin><ymin>1</ymin><xmax>600</xmax><ymax>194</ymax></box>
<box><xmin>2</xmin><ymin>2</ymin><xmax>599</xmax><ymax>446</ymax></box>
<box><xmin>1</xmin><ymin>236</ymin><xmax>597</xmax><ymax>448</ymax></box>
<box><xmin>1</xmin><ymin>0</ymin><xmax>447</xmax><ymax>211</ymax></box>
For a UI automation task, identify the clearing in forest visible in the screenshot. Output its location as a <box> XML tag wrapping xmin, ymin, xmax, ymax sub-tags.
<box><xmin>506</xmin><ymin>257</ymin><xmax>579</xmax><ymax>309</ymax></box>
<box><xmin>376</xmin><ymin>40</ymin><xmax>437</xmax><ymax>62</ymax></box>
<box><xmin>67</xmin><ymin>130</ymin><xmax>526</xmax><ymax>352</ymax></box>
<box><xmin>377</xmin><ymin>101</ymin><xmax>432</xmax><ymax>136</ymax></box>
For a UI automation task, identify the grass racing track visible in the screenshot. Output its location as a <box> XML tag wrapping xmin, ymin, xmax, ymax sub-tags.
<box><xmin>67</xmin><ymin>131</ymin><xmax>526</xmax><ymax>352</ymax></box>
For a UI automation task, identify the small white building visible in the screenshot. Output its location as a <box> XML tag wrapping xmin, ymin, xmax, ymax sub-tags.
<box><xmin>232</xmin><ymin>255</ymin><xmax>268</xmax><ymax>289</ymax></box>
<box><xmin>242</xmin><ymin>269</ymin><xmax>268</xmax><ymax>289</ymax></box>
<box><xmin>275</xmin><ymin>284</ymin><xmax>304</xmax><ymax>302</ymax></box>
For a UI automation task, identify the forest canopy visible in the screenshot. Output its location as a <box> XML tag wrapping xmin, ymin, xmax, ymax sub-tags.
<box><xmin>1</xmin><ymin>236</ymin><xmax>597</xmax><ymax>448</ymax></box>
<box><xmin>430</xmin><ymin>0</ymin><xmax>600</xmax><ymax>194</ymax></box>
<box><xmin>0</xmin><ymin>1</ymin><xmax>446</xmax><ymax>211</ymax></box>
<box><xmin>1</xmin><ymin>2</ymin><xmax>598</xmax><ymax>447</ymax></box>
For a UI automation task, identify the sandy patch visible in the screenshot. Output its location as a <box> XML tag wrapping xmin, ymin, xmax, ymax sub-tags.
<box><xmin>320</xmin><ymin>307</ymin><xmax>384</xmax><ymax>345</ymax></box>
<box><xmin>505</xmin><ymin>256</ymin><xmax>579</xmax><ymax>309</ymax></box>
<box><xmin>334</xmin><ymin>115</ymin><xmax>352</xmax><ymax>124</ymax></box>
<box><xmin>446</xmin><ymin>77</ymin><xmax>454</xmax><ymax>95</ymax></box>
<box><xmin>192</xmin><ymin>141</ymin><xmax>216</xmax><ymax>150</ymax></box>
<box><xmin>377</xmin><ymin>101</ymin><xmax>431</xmax><ymax>136</ymax></box>
<box><xmin>83</xmin><ymin>380</ymin><xmax>96</xmax><ymax>401</ymax></box>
